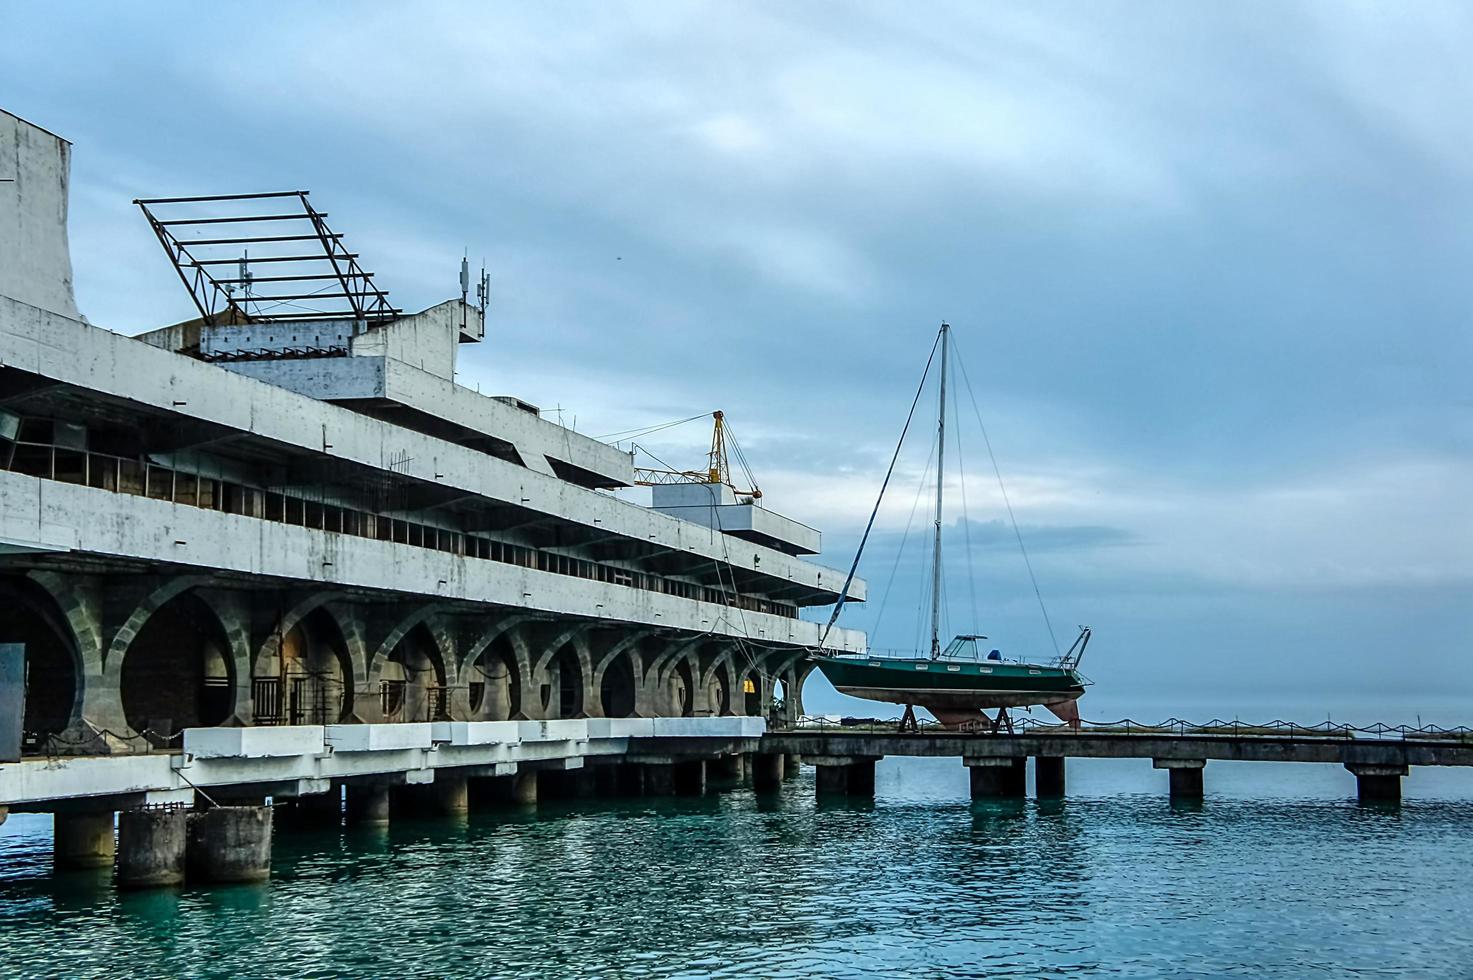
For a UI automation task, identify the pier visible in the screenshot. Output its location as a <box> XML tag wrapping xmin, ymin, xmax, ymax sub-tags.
<box><xmin>762</xmin><ymin>719</ymin><xmax>1473</xmax><ymax>804</ymax></box>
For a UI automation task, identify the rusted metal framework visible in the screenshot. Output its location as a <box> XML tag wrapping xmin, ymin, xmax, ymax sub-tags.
<box><xmin>134</xmin><ymin>190</ymin><xmax>399</xmax><ymax>327</ymax></box>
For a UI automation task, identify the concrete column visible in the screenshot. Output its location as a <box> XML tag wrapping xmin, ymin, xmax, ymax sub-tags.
<box><xmin>966</xmin><ymin>757</ymin><xmax>1027</xmax><ymax>799</ymax></box>
<box><xmin>1154</xmin><ymin>759</ymin><xmax>1206</xmax><ymax>800</ymax></box>
<box><xmin>432</xmin><ymin>776</ymin><xmax>470</xmax><ymax>815</ymax></box>
<box><xmin>751</xmin><ymin>753</ymin><xmax>784</xmax><ymax>790</ymax></box>
<box><xmin>815</xmin><ymin>764</ymin><xmax>848</xmax><ymax>795</ymax></box>
<box><xmin>1035</xmin><ymin>757</ymin><xmax>1066</xmax><ymax>798</ymax></box>
<box><xmin>53</xmin><ymin>812</ymin><xmax>116</xmax><ymax>869</ymax></box>
<box><xmin>346</xmin><ymin>785</ymin><xmax>391</xmax><ymax>827</ymax></box>
<box><xmin>117</xmin><ymin>809</ymin><xmax>188</xmax><ymax>889</ymax></box>
<box><xmin>783</xmin><ymin>754</ymin><xmax>801</xmax><ymax>779</ymax></box>
<box><xmin>674</xmin><ymin>759</ymin><xmax>707</xmax><ymax>796</ymax></box>
<box><xmin>845</xmin><ymin>759</ymin><xmax>876</xmax><ymax>798</ymax></box>
<box><xmin>708</xmin><ymin>754</ymin><xmax>744</xmax><ymax>786</ymax></box>
<box><xmin>511</xmin><ymin>770</ymin><xmax>538</xmax><ymax>806</ymax></box>
<box><xmin>1346</xmin><ymin>763</ymin><xmax>1407</xmax><ymax>804</ymax></box>
<box><xmin>186</xmin><ymin>806</ymin><xmax>273</xmax><ymax>884</ymax></box>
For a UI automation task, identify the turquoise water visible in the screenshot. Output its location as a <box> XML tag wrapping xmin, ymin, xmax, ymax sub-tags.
<box><xmin>2</xmin><ymin>758</ymin><xmax>1471</xmax><ymax>978</ymax></box>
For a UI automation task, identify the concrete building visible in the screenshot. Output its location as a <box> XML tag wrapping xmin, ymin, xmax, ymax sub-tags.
<box><xmin>0</xmin><ymin>108</ymin><xmax>866</xmax><ymax>758</ymax></box>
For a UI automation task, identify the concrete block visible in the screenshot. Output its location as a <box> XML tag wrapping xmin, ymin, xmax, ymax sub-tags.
<box><xmin>118</xmin><ymin>809</ymin><xmax>187</xmax><ymax>888</ymax></box>
<box><xmin>431</xmin><ymin>721</ymin><xmax>521</xmax><ymax>747</ymax></box>
<box><xmin>187</xmin><ymin>806</ymin><xmax>273</xmax><ymax>884</ymax></box>
<box><xmin>183</xmin><ymin>725</ymin><xmax>325</xmax><ymax>760</ymax></box>
<box><xmin>585</xmin><ymin>718</ymin><xmax>655</xmax><ymax>739</ymax></box>
<box><xmin>325</xmin><ymin>723</ymin><xmax>432</xmax><ymax>753</ymax></box>
<box><xmin>517</xmin><ymin>719</ymin><xmax>588</xmax><ymax>744</ymax></box>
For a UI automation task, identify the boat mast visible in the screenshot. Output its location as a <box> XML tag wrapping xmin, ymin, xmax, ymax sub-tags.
<box><xmin>930</xmin><ymin>322</ymin><xmax>949</xmax><ymax>660</ymax></box>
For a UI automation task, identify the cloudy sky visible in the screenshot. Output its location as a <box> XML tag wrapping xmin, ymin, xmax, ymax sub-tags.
<box><xmin>4</xmin><ymin>2</ymin><xmax>1468</xmax><ymax>723</ymax></box>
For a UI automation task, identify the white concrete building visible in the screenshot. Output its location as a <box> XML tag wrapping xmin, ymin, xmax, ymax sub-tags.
<box><xmin>0</xmin><ymin>108</ymin><xmax>867</xmax><ymax>759</ymax></box>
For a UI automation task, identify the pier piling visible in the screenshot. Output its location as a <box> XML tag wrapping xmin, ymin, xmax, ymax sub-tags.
<box><xmin>1346</xmin><ymin>763</ymin><xmax>1405</xmax><ymax>804</ymax></box>
<box><xmin>186</xmin><ymin>806</ymin><xmax>273</xmax><ymax>884</ymax></box>
<box><xmin>965</xmin><ymin>757</ymin><xmax>1026</xmax><ymax>799</ymax></box>
<box><xmin>1034</xmin><ymin>757</ymin><xmax>1066</xmax><ymax>798</ymax></box>
<box><xmin>52</xmin><ymin>811</ymin><xmax>115</xmax><ymax>869</ymax></box>
<box><xmin>1155</xmin><ymin>759</ymin><xmax>1206</xmax><ymax>800</ymax></box>
<box><xmin>751</xmin><ymin>753</ymin><xmax>784</xmax><ymax>790</ymax></box>
<box><xmin>117</xmin><ymin>808</ymin><xmax>188</xmax><ymax>889</ymax></box>
<box><xmin>346</xmin><ymin>785</ymin><xmax>391</xmax><ymax>826</ymax></box>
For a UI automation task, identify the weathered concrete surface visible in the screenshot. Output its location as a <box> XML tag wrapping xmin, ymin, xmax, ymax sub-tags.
<box><xmin>765</xmin><ymin>732</ymin><xmax>1473</xmax><ymax>768</ymax></box>
<box><xmin>1035</xmin><ymin>756</ymin><xmax>1066</xmax><ymax>797</ymax></box>
<box><xmin>52</xmin><ymin>811</ymin><xmax>114</xmax><ymax>868</ymax></box>
<box><xmin>968</xmin><ymin>758</ymin><xmax>1026</xmax><ymax>799</ymax></box>
<box><xmin>0</xmin><ymin>111</ymin><xmax>79</xmax><ymax>320</ymax></box>
<box><xmin>187</xmin><ymin>806</ymin><xmax>272</xmax><ymax>883</ymax></box>
<box><xmin>117</xmin><ymin>808</ymin><xmax>187</xmax><ymax>888</ymax></box>
<box><xmin>2</xmin><ymin>718</ymin><xmax>766</xmax><ymax>811</ymax></box>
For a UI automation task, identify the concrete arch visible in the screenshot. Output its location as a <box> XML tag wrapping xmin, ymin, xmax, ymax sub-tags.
<box><xmin>101</xmin><ymin>575</ymin><xmax>215</xmax><ymax>674</ymax></box>
<box><xmin>455</xmin><ymin>615</ymin><xmax>532</xmax><ymax>721</ymax></box>
<box><xmin>591</xmin><ymin>632</ymin><xmax>652</xmax><ymax>719</ymax></box>
<box><xmin>0</xmin><ymin>574</ymin><xmax>85</xmax><ymax>737</ymax></box>
<box><xmin>376</xmin><ymin>619</ymin><xmax>454</xmax><ymax>723</ymax></box>
<box><xmin>251</xmin><ymin>590</ymin><xmax>349</xmax><ymax>678</ymax></box>
<box><xmin>25</xmin><ymin>570</ymin><xmax>102</xmax><ymax>680</ymax></box>
<box><xmin>108</xmin><ymin>586</ymin><xmax>241</xmax><ymax>735</ymax></box>
<box><xmin>365</xmin><ymin>603</ymin><xmax>452</xmax><ymax>687</ymax></box>
<box><xmin>254</xmin><ymin>600</ymin><xmax>356</xmax><ymax>725</ymax></box>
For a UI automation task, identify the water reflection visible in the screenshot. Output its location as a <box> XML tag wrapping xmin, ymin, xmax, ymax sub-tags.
<box><xmin>2</xmin><ymin>773</ymin><xmax>1471</xmax><ymax>978</ymax></box>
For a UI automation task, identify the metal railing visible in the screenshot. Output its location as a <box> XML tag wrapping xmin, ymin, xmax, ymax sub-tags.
<box><xmin>772</xmin><ymin>714</ymin><xmax>1473</xmax><ymax>743</ymax></box>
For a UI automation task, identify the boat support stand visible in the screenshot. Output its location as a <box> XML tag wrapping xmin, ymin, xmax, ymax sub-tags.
<box><xmin>898</xmin><ymin>705</ymin><xmax>919</xmax><ymax>734</ymax></box>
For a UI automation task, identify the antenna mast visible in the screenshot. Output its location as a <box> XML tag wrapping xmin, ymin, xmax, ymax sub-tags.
<box><xmin>930</xmin><ymin>322</ymin><xmax>949</xmax><ymax>660</ymax></box>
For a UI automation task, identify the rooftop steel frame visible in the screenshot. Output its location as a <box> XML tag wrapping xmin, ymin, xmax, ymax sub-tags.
<box><xmin>134</xmin><ymin>191</ymin><xmax>400</xmax><ymax>327</ymax></box>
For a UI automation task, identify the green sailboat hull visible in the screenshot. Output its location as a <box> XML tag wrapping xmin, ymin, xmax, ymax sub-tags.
<box><xmin>814</xmin><ymin>654</ymin><xmax>1085</xmax><ymax>725</ymax></box>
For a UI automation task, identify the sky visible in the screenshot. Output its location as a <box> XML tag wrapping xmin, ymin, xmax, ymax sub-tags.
<box><xmin>2</xmin><ymin>2</ymin><xmax>1469</xmax><ymax>724</ymax></box>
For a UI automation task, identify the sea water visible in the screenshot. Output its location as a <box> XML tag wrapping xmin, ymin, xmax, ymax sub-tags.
<box><xmin>1</xmin><ymin>757</ymin><xmax>1470</xmax><ymax>978</ymax></box>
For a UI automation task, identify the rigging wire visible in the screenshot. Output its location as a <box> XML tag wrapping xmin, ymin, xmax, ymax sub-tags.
<box><xmin>951</xmin><ymin>334</ymin><xmax>1061</xmax><ymax>658</ymax></box>
<box><xmin>597</xmin><ymin>412</ymin><xmax>709</xmax><ymax>443</ymax></box>
<box><xmin>819</xmin><ymin>329</ymin><xmax>943</xmax><ymax>649</ymax></box>
<box><xmin>869</xmin><ymin>435</ymin><xmax>935</xmax><ymax>643</ymax></box>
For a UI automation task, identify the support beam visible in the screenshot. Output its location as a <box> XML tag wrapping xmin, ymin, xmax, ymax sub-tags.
<box><xmin>1346</xmin><ymin>763</ymin><xmax>1406</xmax><ymax>804</ymax></box>
<box><xmin>1154</xmin><ymin>758</ymin><xmax>1206</xmax><ymax>800</ymax></box>
<box><xmin>53</xmin><ymin>812</ymin><xmax>115</xmax><ymax>870</ymax></box>
<box><xmin>117</xmin><ymin>808</ymin><xmax>187</xmax><ymax>889</ymax></box>
<box><xmin>966</xmin><ymin>757</ymin><xmax>1026</xmax><ymax>799</ymax></box>
<box><xmin>186</xmin><ymin>806</ymin><xmax>273</xmax><ymax>884</ymax></box>
<box><xmin>1035</xmin><ymin>757</ymin><xmax>1066</xmax><ymax>798</ymax></box>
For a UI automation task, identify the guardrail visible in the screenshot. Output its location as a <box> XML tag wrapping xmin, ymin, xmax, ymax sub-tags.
<box><xmin>771</xmin><ymin>715</ymin><xmax>1473</xmax><ymax>742</ymax></box>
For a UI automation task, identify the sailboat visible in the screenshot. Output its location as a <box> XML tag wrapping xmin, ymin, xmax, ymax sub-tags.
<box><xmin>813</xmin><ymin>323</ymin><xmax>1092</xmax><ymax>730</ymax></box>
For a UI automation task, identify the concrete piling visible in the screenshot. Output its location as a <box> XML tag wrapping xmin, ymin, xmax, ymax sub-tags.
<box><xmin>966</xmin><ymin>757</ymin><xmax>1026</xmax><ymax>799</ymax></box>
<box><xmin>511</xmin><ymin>770</ymin><xmax>538</xmax><ymax>806</ymax></box>
<box><xmin>186</xmin><ymin>806</ymin><xmax>273</xmax><ymax>884</ymax></box>
<box><xmin>346</xmin><ymin>785</ymin><xmax>391</xmax><ymax>826</ymax></box>
<box><xmin>288</xmin><ymin>789</ymin><xmax>343</xmax><ymax>827</ymax></box>
<box><xmin>782</xmin><ymin>754</ymin><xmax>801</xmax><ymax>779</ymax></box>
<box><xmin>615</xmin><ymin>763</ymin><xmax>645</xmax><ymax>796</ymax></box>
<box><xmin>52</xmin><ymin>812</ymin><xmax>115</xmax><ymax>870</ymax></box>
<box><xmin>1155</xmin><ymin>759</ymin><xmax>1206</xmax><ymax>800</ymax></box>
<box><xmin>751</xmin><ymin>753</ymin><xmax>784</xmax><ymax>790</ymax></box>
<box><xmin>116</xmin><ymin>808</ymin><xmax>188</xmax><ymax>889</ymax></box>
<box><xmin>1346</xmin><ymin>763</ymin><xmax>1406</xmax><ymax>804</ymax></box>
<box><xmin>812</xmin><ymin>757</ymin><xmax>876</xmax><ymax>798</ymax></box>
<box><xmin>1034</xmin><ymin>757</ymin><xmax>1066</xmax><ymax>798</ymax></box>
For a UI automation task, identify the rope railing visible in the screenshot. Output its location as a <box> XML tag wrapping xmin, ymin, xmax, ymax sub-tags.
<box><xmin>771</xmin><ymin>714</ymin><xmax>1473</xmax><ymax>742</ymax></box>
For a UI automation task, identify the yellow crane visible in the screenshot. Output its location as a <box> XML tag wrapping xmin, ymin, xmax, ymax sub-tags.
<box><xmin>633</xmin><ymin>411</ymin><xmax>762</xmax><ymax>500</ymax></box>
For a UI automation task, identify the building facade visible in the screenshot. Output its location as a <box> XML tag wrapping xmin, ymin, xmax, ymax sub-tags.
<box><xmin>0</xmin><ymin>109</ymin><xmax>866</xmax><ymax>755</ymax></box>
